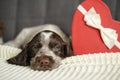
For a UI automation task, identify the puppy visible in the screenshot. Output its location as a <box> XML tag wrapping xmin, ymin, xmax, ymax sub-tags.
<box><xmin>7</xmin><ymin>25</ymin><xmax>73</xmax><ymax>71</ymax></box>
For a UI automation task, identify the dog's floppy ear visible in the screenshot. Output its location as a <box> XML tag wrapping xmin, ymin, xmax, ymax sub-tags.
<box><xmin>7</xmin><ymin>45</ymin><xmax>29</xmax><ymax>66</ymax></box>
<box><xmin>62</xmin><ymin>42</ymin><xmax>74</xmax><ymax>57</ymax></box>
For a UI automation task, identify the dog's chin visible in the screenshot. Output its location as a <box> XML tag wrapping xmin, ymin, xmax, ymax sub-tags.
<box><xmin>30</xmin><ymin>53</ymin><xmax>62</xmax><ymax>71</ymax></box>
<box><xmin>30</xmin><ymin>62</ymin><xmax>60</xmax><ymax>71</ymax></box>
<box><xmin>31</xmin><ymin>66</ymin><xmax>53</xmax><ymax>71</ymax></box>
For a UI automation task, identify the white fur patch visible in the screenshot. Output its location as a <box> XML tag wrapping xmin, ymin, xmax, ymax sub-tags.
<box><xmin>40</xmin><ymin>32</ymin><xmax>53</xmax><ymax>44</ymax></box>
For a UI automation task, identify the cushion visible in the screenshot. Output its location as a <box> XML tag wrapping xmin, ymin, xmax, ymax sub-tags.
<box><xmin>72</xmin><ymin>0</ymin><xmax>120</xmax><ymax>55</ymax></box>
<box><xmin>0</xmin><ymin>45</ymin><xmax>120</xmax><ymax>80</ymax></box>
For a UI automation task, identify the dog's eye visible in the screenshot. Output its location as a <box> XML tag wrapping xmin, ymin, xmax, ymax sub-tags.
<box><xmin>55</xmin><ymin>44</ymin><xmax>61</xmax><ymax>49</ymax></box>
<box><xmin>37</xmin><ymin>43</ymin><xmax>42</xmax><ymax>48</ymax></box>
<box><xmin>53</xmin><ymin>43</ymin><xmax>58</xmax><ymax>47</ymax></box>
<box><xmin>49</xmin><ymin>43</ymin><xmax>60</xmax><ymax>48</ymax></box>
<box><xmin>33</xmin><ymin>43</ymin><xmax>42</xmax><ymax>49</ymax></box>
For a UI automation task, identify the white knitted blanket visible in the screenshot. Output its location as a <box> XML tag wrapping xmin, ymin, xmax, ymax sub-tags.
<box><xmin>0</xmin><ymin>45</ymin><xmax>120</xmax><ymax>80</ymax></box>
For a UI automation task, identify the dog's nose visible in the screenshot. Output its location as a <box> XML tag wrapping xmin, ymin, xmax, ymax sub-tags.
<box><xmin>34</xmin><ymin>55</ymin><xmax>55</xmax><ymax>71</ymax></box>
<box><xmin>36</xmin><ymin>56</ymin><xmax>50</xmax><ymax>66</ymax></box>
<box><xmin>40</xmin><ymin>59</ymin><xmax>49</xmax><ymax>66</ymax></box>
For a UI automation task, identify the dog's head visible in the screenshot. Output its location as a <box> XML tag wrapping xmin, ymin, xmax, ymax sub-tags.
<box><xmin>7</xmin><ymin>30</ymin><xmax>73</xmax><ymax>71</ymax></box>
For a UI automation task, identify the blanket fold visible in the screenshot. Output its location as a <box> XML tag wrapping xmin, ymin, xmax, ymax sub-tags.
<box><xmin>0</xmin><ymin>45</ymin><xmax>120</xmax><ymax>80</ymax></box>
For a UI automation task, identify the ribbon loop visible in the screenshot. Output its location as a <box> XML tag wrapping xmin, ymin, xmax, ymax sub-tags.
<box><xmin>77</xmin><ymin>5</ymin><xmax>120</xmax><ymax>49</ymax></box>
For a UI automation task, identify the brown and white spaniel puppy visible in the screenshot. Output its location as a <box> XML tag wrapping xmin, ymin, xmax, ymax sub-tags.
<box><xmin>7</xmin><ymin>24</ymin><xmax>73</xmax><ymax>71</ymax></box>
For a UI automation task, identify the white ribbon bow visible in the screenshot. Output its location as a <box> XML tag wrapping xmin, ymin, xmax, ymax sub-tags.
<box><xmin>77</xmin><ymin>5</ymin><xmax>120</xmax><ymax>49</ymax></box>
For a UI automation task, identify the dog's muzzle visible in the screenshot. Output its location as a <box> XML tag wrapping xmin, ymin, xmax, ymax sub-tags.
<box><xmin>31</xmin><ymin>55</ymin><xmax>55</xmax><ymax>71</ymax></box>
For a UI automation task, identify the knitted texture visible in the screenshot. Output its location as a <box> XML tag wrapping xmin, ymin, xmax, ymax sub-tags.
<box><xmin>0</xmin><ymin>45</ymin><xmax>120</xmax><ymax>80</ymax></box>
<box><xmin>0</xmin><ymin>45</ymin><xmax>21</xmax><ymax>59</ymax></box>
